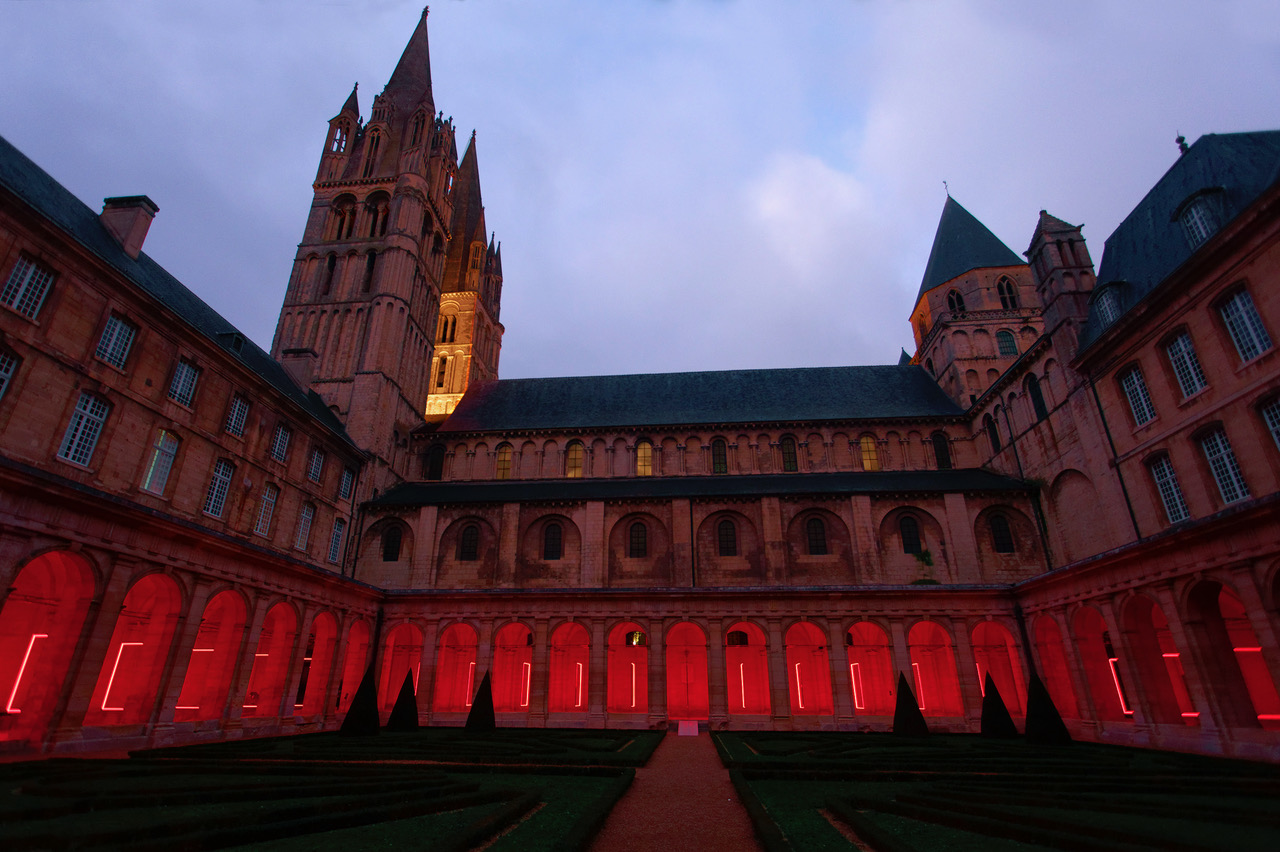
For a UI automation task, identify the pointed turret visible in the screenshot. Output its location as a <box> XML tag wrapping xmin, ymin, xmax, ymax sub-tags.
<box><xmin>917</xmin><ymin>197</ymin><xmax>1023</xmax><ymax>302</ymax></box>
<box><xmin>1026</xmin><ymin>209</ymin><xmax>1096</xmax><ymax>356</ymax></box>
<box><xmin>443</xmin><ymin>133</ymin><xmax>486</xmax><ymax>293</ymax></box>
<box><xmin>382</xmin><ymin>7</ymin><xmax>434</xmax><ymax>109</ymax></box>
<box><xmin>339</xmin><ymin>82</ymin><xmax>360</xmax><ymax>119</ymax></box>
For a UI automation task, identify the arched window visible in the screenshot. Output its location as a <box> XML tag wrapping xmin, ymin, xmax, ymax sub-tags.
<box><xmin>1027</xmin><ymin>374</ymin><xmax>1048</xmax><ymax>421</ymax></box>
<box><xmin>859</xmin><ymin>435</ymin><xmax>880</xmax><ymax>471</ymax></box>
<box><xmin>432</xmin><ymin>232</ymin><xmax>445</xmax><ymax>255</ymax></box>
<box><xmin>321</xmin><ymin>254</ymin><xmax>337</xmax><ymax>294</ymax></box>
<box><xmin>925</xmin><ymin>358</ymin><xmax>934</xmax><ymax>377</ymax></box>
<box><xmin>435</xmin><ymin>356</ymin><xmax>448</xmax><ymax>389</ymax></box>
<box><xmin>726</xmin><ymin>630</ymin><xmax>749</xmax><ymax>646</ymax></box>
<box><xmin>565</xmin><ymin>441</ymin><xmax>584</xmax><ymax>478</ymax></box>
<box><xmin>996</xmin><ymin>330</ymin><xmax>1017</xmax><ymax>356</ymax></box>
<box><xmin>330</xmin><ymin>121</ymin><xmax>349</xmax><ymax>153</ymax></box>
<box><xmin>625</xmin><ymin>630</ymin><xmax>647</xmax><ymax>647</ymax></box>
<box><xmin>628</xmin><ymin>521</ymin><xmax>648</xmax><ymax>558</ymax></box>
<box><xmin>780</xmin><ymin>436</ymin><xmax>798</xmax><ymax>472</ymax></box>
<box><xmin>717</xmin><ymin>519</ymin><xmax>737</xmax><ymax>556</ymax></box>
<box><xmin>457</xmin><ymin>524</ymin><xmax>480</xmax><ymax>561</ymax></box>
<box><xmin>382</xmin><ymin>526</ymin><xmax>402</xmax><ymax>562</ymax></box>
<box><xmin>543</xmin><ymin>522</ymin><xmax>562</xmax><ymax>560</ymax></box>
<box><xmin>899</xmin><ymin>515</ymin><xmax>922</xmax><ymax>555</ymax></box>
<box><xmin>947</xmin><ymin>289</ymin><xmax>966</xmax><ymax>313</ymax></box>
<box><xmin>1095</xmin><ymin>288</ymin><xmax>1121</xmax><ymax>326</ymax></box>
<box><xmin>362</xmin><ymin>250</ymin><xmax>377</xmax><ymax>293</ymax></box>
<box><xmin>805</xmin><ymin>517</ymin><xmax>827</xmax><ymax>555</ymax></box>
<box><xmin>362</xmin><ymin>129</ymin><xmax>381</xmax><ymax>178</ymax></box>
<box><xmin>424</xmin><ymin>445</ymin><xmax>445</xmax><ymax>480</ymax></box>
<box><xmin>985</xmin><ymin>415</ymin><xmax>1001</xmax><ymax>452</ymax></box>
<box><xmin>997</xmin><ymin>277</ymin><xmax>1019</xmax><ymax>310</ymax></box>
<box><xmin>410</xmin><ymin>113</ymin><xmax>425</xmax><ymax>147</ymax></box>
<box><xmin>989</xmin><ymin>514</ymin><xmax>1015</xmax><ymax>553</ymax></box>
<box><xmin>495</xmin><ymin>444</ymin><xmax>512</xmax><ymax>480</ymax></box>
<box><xmin>636</xmin><ymin>439</ymin><xmax>653</xmax><ymax>476</ymax></box>
<box><xmin>711</xmin><ymin>439</ymin><xmax>728</xmax><ymax>474</ymax></box>
<box><xmin>931</xmin><ymin>432</ymin><xmax>952</xmax><ymax>470</ymax></box>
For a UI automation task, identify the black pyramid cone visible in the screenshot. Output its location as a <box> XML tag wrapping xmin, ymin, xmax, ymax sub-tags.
<box><xmin>1023</xmin><ymin>672</ymin><xmax>1072</xmax><ymax>745</ymax></box>
<box><xmin>338</xmin><ymin>663</ymin><xmax>381</xmax><ymax>737</ymax></box>
<box><xmin>892</xmin><ymin>671</ymin><xmax>929</xmax><ymax>737</ymax></box>
<box><xmin>464</xmin><ymin>671</ymin><xmax>496</xmax><ymax>731</ymax></box>
<box><xmin>980</xmin><ymin>673</ymin><xmax>1018</xmax><ymax>737</ymax></box>
<box><xmin>386</xmin><ymin>670</ymin><xmax>420</xmax><ymax>731</ymax></box>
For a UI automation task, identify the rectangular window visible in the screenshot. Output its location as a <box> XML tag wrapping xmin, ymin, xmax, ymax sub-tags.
<box><xmin>140</xmin><ymin>430</ymin><xmax>179</xmax><ymax>495</ymax></box>
<box><xmin>1165</xmin><ymin>332</ymin><xmax>1207</xmax><ymax>398</ymax></box>
<box><xmin>1200</xmin><ymin>429</ymin><xmax>1249</xmax><ymax>504</ymax></box>
<box><xmin>203</xmin><ymin>459</ymin><xmax>235</xmax><ymax>517</ymax></box>
<box><xmin>168</xmin><ymin>359</ymin><xmax>200</xmax><ymax>407</ymax></box>
<box><xmin>1220</xmin><ymin>290</ymin><xmax>1272</xmax><ymax>362</ymax></box>
<box><xmin>95</xmin><ymin>315</ymin><xmax>137</xmax><ymax>369</ymax></box>
<box><xmin>338</xmin><ymin>467</ymin><xmax>354</xmax><ymax>500</ymax></box>
<box><xmin>1261</xmin><ymin>399</ymin><xmax>1280</xmax><ymax>450</ymax></box>
<box><xmin>1149</xmin><ymin>456</ymin><xmax>1189</xmax><ymax>524</ymax></box>
<box><xmin>294</xmin><ymin>504</ymin><xmax>315</xmax><ymax>550</ymax></box>
<box><xmin>254</xmin><ymin>483</ymin><xmax>279</xmax><ymax>536</ymax></box>
<box><xmin>1120</xmin><ymin>367</ymin><xmax>1156</xmax><ymax>426</ymax></box>
<box><xmin>270</xmin><ymin>424</ymin><xmax>291</xmax><ymax>462</ymax></box>
<box><xmin>58</xmin><ymin>392</ymin><xmax>110</xmax><ymax>466</ymax></box>
<box><xmin>1</xmin><ymin>255</ymin><xmax>55</xmax><ymax>319</ymax></box>
<box><xmin>224</xmin><ymin>394</ymin><xmax>249</xmax><ymax>437</ymax></box>
<box><xmin>307</xmin><ymin>448</ymin><xmax>325</xmax><ymax>483</ymax></box>
<box><xmin>0</xmin><ymin>349</ymin><xmax>18</xmax><ymax>401</ymax></box>
<box><xmin>328</xmin><ymin>517</ymin><xmax>347</xmax><ymax>563</ymax></box>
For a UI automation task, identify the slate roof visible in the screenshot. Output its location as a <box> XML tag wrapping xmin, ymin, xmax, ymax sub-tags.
<box><xmin>916</xmin><ymin>196</ymin><xmax>1025</xmax><ymax>302</ymax></box>
<box><xmin>436</xmin><ymin>365</ymin><xmax>964</xmax><ymax>433</ymax></box>
<box><xmin>0</xmin><ymin>134</ymin><xmax>358</xmax><ymax>450</ymax></box>
<box><xmin>1080</xmin><ymin>130</ymin><xmax>1280</xmax><ymax>350</ymax></box>
<box><xmin>371</xmin><ymin>469</ymin><xmax>1029</xmax><ymax>508</ymax></box>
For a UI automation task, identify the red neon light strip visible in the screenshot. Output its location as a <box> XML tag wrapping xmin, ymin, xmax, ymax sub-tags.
<box><xmin>1234</xmin><ymin>647</ymin><xmax>1262</xmax><ymax>653</ymax></box>
<box><xmin>976</xmin><ymin>663</ymin><xmax>985</xmax><ymax>696</ymax></box>
<box><xmin>175</xmin><ymin>706</ymin><xmax>201</xmax><ymax>710</ymax></box>
<box><xmin>465</xmin><ymin>662</ymin><xmax>475</xmax><ymax>708</ymax></box>
<box><xmin>191</xmin><ymin>648</ymin><xmax>214</xmax><ymax>652</ymax></box>
<box><xmin>739</xmin><ymin>662</ymin><xmax>747</xmax><ymax>709</ymax></box>
<box><xmin>1258</xmin><ymin>714</ymin><xmax>1280</xmax><ymax>720</ymax></box>
<box><xmin>850</xmin><ymin>663</ymin><xmax>864</xmax><ymax>710</ymax></box>
<box><xmin>1162</xmin><ymin>652</ymin><xmax>1180</xmax><ymax>658</ymax></box>
<box><xmin>1107</xmin><ymin>657</ymin><xmax>1134</xmax><ymax>715</ymax></box>
<box><xmin>630</xmin><ymin>662</ymin><xmax>637</xmax><ymax>709</ymax></box>
<box><xmin>520</xmin><ymin>661</ymin><xmax>531</xmax><ymax>708</ymax></box>
<box><xmin>575</xmin><ymin>662</ymin><xmax>584</xmax><ymax>708</ymax></box>
<box><xmin>912</xmin><ymin>662</ymin><xmax>926</xmax><ymax>710</ymax></box>
<box><xmin>1181</xmin><ymin>712</ymin><xmax>1201</xmax><ymax>718</ymax></box>
<box><xmin>794</xmin><ymin>662</ymin><xmax>804</xmax><ymax>709</ymax></box>
<box><xmin>101</xmin><ymin>642</ymin><xmax>143</xmax><ymax>711</ymax></box>
<box><xmin>6</xmin><ymin>633</ymin><xmax>48</xmax><ymax>713</ymax></box>
<box><xmin>412</xmin><ymin>664</ymin><xmax>420</xmax><ymax>694</ymax></box>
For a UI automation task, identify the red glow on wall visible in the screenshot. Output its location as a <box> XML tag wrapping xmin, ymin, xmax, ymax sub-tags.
<box><xmin>725</xmin><ymin>622</ymin><xmax>770</xmax><ymax>715</ymax></box>
<box><xmin>379</xmin><ymin>622</ymin><xmax>423</xmax><ymax>712</ymax></box>
<box><xmin>846</xmin><ymin>621</ymin><xmax>894</xmax><ymax>715</ymax></box>
<box><xmin>666</xmin><ymin>622</ymin><xmax>709</xmax><ymax>720</ymax></box>
<box><xmin>1032</xmin><ymin>615</ymin><xmax>1079</xmax><ymax>719</ymax></box>
<box><xmin>174</xmin><ymin>590</ymin><xmax>246</xmax><ymax>723</ymax></box>
<box><xmin>1072</xmin><ymin>607</ymin><xmax>1130</xmax><ymax>722</ymax></box>
<box><xmin>785</xmin><ymin>621</ymin><xmax>833</xmax><ymax>715</ymax></box>
<box><xmin>5</xmin><ymin>633</ymin><xmax>47</xmax><ymax>713</ymax></box>
<box><xmin>971</xmin><ymin>621</ymin><xmax>1026</xmax><ymax>715</ymax></box>
<box><xmin>242</xmin><ymin>603</ymin><xmax>298</xmax><ymax>718</ymax></box>
<box><xmin>1219</xmin><ymin>586</ymin><xmax>1280</xmax><ymax>728</ymax></box>
<box><xmin>908</xmin><ymin>620</ymin><xmax>963</xmax><ymax>717</ymax></box>
<box><xmin>84</xmin><ymin>573</ymin><xmax>182</xmax><ymax>726</ymax></box>
<box><xmin>433</xmin><ymin>623</ymin><xmax>477</xmax><ymax>712</ymax></box>
<box><xmin>549</xmin><ymin>622</ymin><xmax>589</xmax><ymax>712</ymax></box>
<box><xmin>336</xmin><ymin>620</ymin><xmax>370</xmax><ymax>713</ymax></box>
<box><xmin>297</xmin><ymin>612</ymin><xmax>338</xmax><ymax>715</ymax></box>
<box><xmin>492</xmin><ymin>623</ymin><xmax>533</xmax><ymax>712</ymax></box>
<box><xmin>607</xmin><ymin>621</ymin><xmax>647</xmax><ymax>713</ymax></box>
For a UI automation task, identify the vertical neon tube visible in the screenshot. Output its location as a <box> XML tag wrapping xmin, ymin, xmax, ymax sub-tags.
<box><xmin>575</xmin><ymin>662</ymin><xmax>584</xmax><ymax>708</ymax></box>
<box><xmin>101</xmin><ymin>642</ymin><xmax>143</xmax><ymax>711</ymax></box>
<box><xmin>5</xmin><ymin>633</ymin><xmax>48</xmax><ymax>713</ymax></box>
<box><xmin>912</xmin><ymin>661</ymin><xmax>926</xmax><ymax>709</ymax></box>
<box><xmin>465</xmin><ymin>661</ymin><xmax>475</xmax><ymax>708</ymax></box>
<box><xmin>520</xmin><ymin>661</ymin><xmax>531</xmax><ymax>708</ymax></box>
<box><xmin>794</xmin><ymin>662</ymin><xmax>804</xmax><ymax>710</ymax></box>
<box><xmin>1107</xmin><ymin>657</ymin><xmax>1134</xmax><ymax>715</ymax></box>
<box><xmin>976</xmin><ymin>663</ymin><xmax>985</xmax><ymax>696</ymax></box>
<box><xmin>739</xmin><ymin>662</ymin><xmax>746</xmax><ymax>709</ymax></box>
<box><xmin>630</xmin><ymin>662</ymin><xmax>637</xmax><ymax>709</ymax></box>
<box><xmin>850</xmin><ymin>662</ymin><xmax>863</xmax><ymax>710</ymax></box>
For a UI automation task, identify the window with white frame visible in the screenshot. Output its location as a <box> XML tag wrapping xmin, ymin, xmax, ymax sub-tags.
<box><xmin>1260</xmin><ymin>398</ymin><xmax>1280</xmax><ymax>450</ymax></box>
<box><xmin>0</xmin><ymin>348</ymin><xmax>19</xmax><ymax>401</ymax></box>
<box><xmin>225</xmin><ymin>394</ymin><xmax>249</xmax><ymax>437</ymax></box>
<box><xmin>1220</xmin><ymin>289</ymin><xmax>1272</xmax><ymax>362</ymax></box>
<box><xmin>1</xmin><ymin>255</ymin><xmax>55</xmax><ymax>319</ymax></box>
<box><xmin>1200</xmin><ymin>428</ymin><xmax>1249</xmax><ymax>504</ymax></box>
<box><xmin>1165</xmin><ymin>332</ymin><xmax>1207</xmax><ymax>397</ymax></box>
<box><xmin>167</xmin><ymin>359</ymin><xmax>200</xmax><ymax>406</ymax></box>
<box><xmin>58</xmin><ymin>392</ymin><xmax>110</xmax><ymax>466</ymax></box>
<box><xmin>328</xmin><ymin>517</ymin><xmax>347</xmax><ymax>563</ymax></box>
<box><xmin>294</xmin><ymin>504</ymin><xmax>315</xmax><ymax>550</ymax></box>
<box><xmin>254</xmin><ymin>483</ymin><xmax>279</xmax><ymax>536</ymax></box>
<box><xmin>270</xmin><ymin>424</ymin><xmax>291</xmax><ymax>462</ymax></box>
<box><xmin>95</xmin><ymin>315</ymin><xmax>136</xmax><ymax>369</ymax></box>
<box><xmin>1181</xmin><ymin>197</ymin><xmax>1219</xmax><ymax>249</ymax></box>
<box><xmin>140</xmin><ymin>430</ymin><xmax>179</xmax><ymax>495</ymax></box>
<box><xmin>203</xmin><ymin>459</ymin><xmax>235</xmax><ymax>517</ymax></box>
<box><xmin>338</xmin><ymin>467</ymin><xmax>354</xmax><ymax>500</ymax></box>
<box><xmin>1120</xmin><ymin>367</ymin><xmax>1156</xmax><ymax>426</ymax></box>
<box><xmin>1095</xmin><ymin>289</ymin><xmax>1121</xmax><ymax>326</ymax></box>
<box><xmin>996</xmin><ymin>330</ymin><xmax>1018</xmax><ymax>356</ymax></box>
<box><xmin>307</xmin><ymin>447</ymin><xmax>325</xmax><ymax>482</ymax></box>
<box><xmin>1148</xmin><ymin>455</ymin><xmax>1189</xmax><ymax>524</ymax></box>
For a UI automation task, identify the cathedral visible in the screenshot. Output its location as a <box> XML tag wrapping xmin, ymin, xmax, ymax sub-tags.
<box><xmin>2</xmin><ymin>11</ymin><xmax>1278</xmax><ymax>762</ymax></box>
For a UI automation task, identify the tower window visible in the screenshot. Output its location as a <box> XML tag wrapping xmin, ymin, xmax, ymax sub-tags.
<box><xmin>1165</xmin><ymin>331</ymin><xmax>1208</xmax><ymax>398</ymax></box>
<box><xmin>543</xmin><ymin>523</ymin><xmax>562</xmax><ymax>560</ymax></box>
<box><xmin>362</xmin><ymin>130</ymin><xmax>381</xmax><ymax>178</ymax></box>
<box><xmin>330</xmin><ymin>122</ymin><xmax>349</xmax><ymax>153</ymax></box>
<box><xmin>1120</xmin><ymin>367</ymin><xmax>1156</xmax><ymax>426</ymax></box>
<box><xmin>989</xmin><ymin>513</ymin><xmax>1015</xmax><ymax>553</ymax></box>
<box><xmin>382</xmin><ymin>526</ymin><xmax>402</xmax><ymax>562</ymax></box>
<box><xmin>362</xmin><ymin>251</ymin><xmax>377</xmax><ymax>292</ymax></box>
<box><xmin>628</xmin><ymin>521</ymin><xmax>648</xmax><ymax>558</ymax></box>
<box><xmin>805</xmin><ymin>517</ymin><xmax>827</xmax><ymax>555</ymax></box>
<box><xmin>947</xmin><ymin>289</ymin><xmax>966</xmax><ymax>314</ymax></box>
<box><xmin>636</xmin><ymin>439</ymin><xmax>653</xmax><ymax>476</ymax></box>
<box><xmin>458</xmin><ymin>524</ymin><xmax>480</xmax><ymax>560</ymax></box>
<box><xmin>931</xmin><ymin>432</ymin><xmax>952</xmax><ymax>469</ymax></box>
<box><xmin>780</xmin><ymin>436</ymin><xmax>798</xmax><ymax>472</ymax></box>
<box><xmin>1149</xmin><ymin>455</ymin><xmax>1189</xmax><ymax>524</ymax></box>
<box><xmin>1027</xmin><ymin>374</ymin><xmax>1048</xmax><ymax>421</ymax></box>
<box><xmin>565</xmin><ymin>441</ymin><xmax>585</xmax><ymax>478</ymax></box>
<box><xmin>859</xmin><ymin>435</ymin><xmax>879</xmax><ymax>471</ymax></box>
<box><xmin>996</xmin><ymin>330</ymin><xmax>1018</xmax><ymax>357</ymax></box>
<box><xmin>410</xmin><ymin>113</ymin><xmax>425</xmax><ymax>147</ymax></box>
<box><xmin>321</xmin><ymin>254</ymin><xmax>337</xmax><ymax>294</ymax></box>
<box><xmin>425</xmin><ymin>445</ymin><xmax>445</xmax><ymax>480</ymax></box>
<box><xmin>997</xmin><ymin>277</ymin><xmax>1019</xmax><ymax>310</ymax></box>
<box><xmin>1219</xmin><ymin>289</ymin><xmax>1272</xmax><ymax>363</ymax></box>
<box><xmin>717</xmin><ymin>519</ymin><xmax>737</xmax><ymax>556</ymax></box>
<box><xmin>899</xmin><ymin>515</ymin><xmax>922</xmax><ymax>555</ymax></box>
<box><xmin>470</xmin><ymin>244</ymin><xmax>482</xmax><ymax>271</ymax></box>
<box><xmin>985</xmin><ymin>415</ymin><xmax>1001</xmax><ymax>452</ymax></box>
<box><xmin>435</xmin><ymin>357</ymin><xmax>448</xmax><ymax>388</ymax></box>
<box><xmin>711</xmin><ymin>439</ymin><xmax>728</xmax><ymax>474</ymax></box>
<box><xmin>495</xmin><ymin>444</ymin><xmax>512</xmax><ymax>480</ymax></box>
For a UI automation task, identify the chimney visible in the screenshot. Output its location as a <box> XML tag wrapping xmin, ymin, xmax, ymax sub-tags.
<box><xmin>280</xmin><ymin>348</ymin><xmax>319</xmax><ymax>389</ymax></box>
<box><xmin>100</xmin><ymin>195</ymin><xmax>159</xmax><ymax>259</ymax></box>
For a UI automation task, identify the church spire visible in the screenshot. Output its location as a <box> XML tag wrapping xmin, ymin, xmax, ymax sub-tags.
<box><xmin>382</xmin><ymin>7</ymin><xmax>434</xmax><ymax>108</ymax></box>
<box><xmin>917</xmin><ymin>197</ymin><xmax>1022</xmax><ymax>302</ymax></box>
<box><xmin>339</xmin><ymin>82</ymin><xmax>359</xmax><ymax>119</ymax></box>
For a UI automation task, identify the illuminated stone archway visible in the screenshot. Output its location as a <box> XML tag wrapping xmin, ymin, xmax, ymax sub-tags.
<box><xmin>1032</xmin><ymin>615</ymin><xmax>1079</xmax><ymax>719</ymax></box>
<box><xmin>336</xmin><ymin>619</ymin><xmax>370</xmax><ymax>713</ymax></box>
<box><xmin>907</xmin><ymin>620</ymin><xmax>963</xmax><ymax>717</ymax></box>
<box><xmin>173</xmin><ymin>589</ymin><xmax>247</xmax><ymax>723</ymax></box>
<box><xmin>492</xmin><ymin>622</ymin><xmax>533</xmax><ymax>712</ymax></box>
<box><xmin>971</xmin><ymin>621</ymin><xmax>1026</xmax><ymax>716</ymax></box>
<box><xmin>1072</xmin><ymin>606</ymin><xmax>1131</xmax><ymax>722</ymax></box>
<box><xmin>548</xmin><ymin>622</ymin><xmax>590</xmax><ymax>713</ymax></box>
<box><xmin>607</xmin><ymin>622</ymin><xmax>648</xmax><ymax>714</ymax></box>
<box><xmin>666</xmin><ymin>622</ymin><xmax>709</xmax><ymax>720</ymax></box>
<box><xmin>1187</xmin><ymin>581</ymin><xmax>1280</xmax><ymax>730</ymax></box>
<box><xmin>1122</xmin><ymin>596</ymin><xmax>1195</xmax><ymax>725</ymax></box>
<box><xmin>785</xmin><ymin>621</ymin><xmax>833</xmax><ymax>715</ymax></box>
<box><xmin>241</xmin><ymin>602</ymin><xmax>298</xmax><ymax>719</ymax></box>
<box><xmin>725</xmin><ymin>622</ymin><xmax>770</xmax><ymax>715</ymax></box>
<box><xmin>296</xmin><ymin>611</ymin><xmax>339</xmax><ymax>716</ymax></box>
<box><xmin>379</xmin><ymin>622</ymin><xmax>424</xmax><ymax>712</ymax></box>
<box><xmin>433</xmin><ymin>623</ymin><xmax>478</xmax><ymax>713</ymax></box>
<box><xmin>846</xmin><ymin>621</ymin><xmax>894</xmax><ymax>715</ymax></box>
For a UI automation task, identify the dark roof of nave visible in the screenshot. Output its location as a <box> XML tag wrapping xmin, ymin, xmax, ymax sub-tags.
<box><xmin>916</xmin><ymin>196</ymin><xmax>1025</xmax><ymax>302</ymax></box>
<box><xmin>370</xmin><ymin>468</ymin><xmax>1029</xmax><ymax>507</ymax></box>
<box><xmin>438</xmin><ymin>365</ymin><xmax>964</xmax><ymax>433</ymax></box>
<box><xmin>1081</xmin><ymin>130</ymin><xmax>1280</xmax><ymax>350</ymax></box>
<box><xmin>0</xmin><ymin>134</ymin><xmax>358</xmax><ymax>449</ymax></box>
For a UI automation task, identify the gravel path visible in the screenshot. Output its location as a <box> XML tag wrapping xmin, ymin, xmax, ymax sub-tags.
<box><xmin>589</xmin><ymin>730</ymin><xmax>763</xmax><ymax>852</ymax></box>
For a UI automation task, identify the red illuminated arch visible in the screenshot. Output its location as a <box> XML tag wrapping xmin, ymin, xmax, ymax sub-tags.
<box><xmin>1121</xmin><ymin>596</ymin><xmax>1195</xmax><ymax>725</ymax></box>
<box><xmin>380</xmin><ymin>622</ymin><xmax>424</xmax><ymax>712</ymax></box>
<box><xmin>241</xmin><ymin>602</ymin><xmax>298</xmax><ymax>718</ymax></box>
<box><xmin>433</xmin><ymin>622</ymin><xmax>478</xmax><ymax>712</ymax></box>
<box><xmin>493</xmin><ymin>622</ymin><xmax>534</xmax><ymax>712</ymax></box>
<box><xmin>549</xmin><ymin>622</ymin><xmax>590</xmax><ymax>712</ymax></box>
<box><xmin>846</xmin><ymin>621</ymin><xmax>894</xmax><ymax>715</ymax></box>
<box><xmin>1187</xmin><ymin>581</ymin><xmax>1280</xmax><ymax>729</ymax></box>
<box><xmin>1071</xmin><ymin>606</ymin><xmax>1130</xmax><ymax>722</ymax></box>
<box><xmin>907</xmin><ymin>620</ymin><xmax>963</xmax><ymax>717</ymax></box>
<box><xmin>785</xmin><ymin>621</ymin><xmax>833</xmax><ymax>715</ymax></box>
<box><xmin>607</xmin><ymin>621</ymin><xmax>648</xmax><ymax>713</ymax></box>
<box><xmin>1032</xmin><ymin>615</ymin><xmax>1079</xmax><ymax>719</ymax></box>
<box><xmin>971</xmin><ymin>621</ymin><xmax>1027</xmax><ymax>715</ymax></box>
<box><xmin>84</xmin><ymin>573</ymin><xmax>183</xmax><ymax>726</ymax></box>
<box><xmin>725</xmin><ymin>621</ymin><xmax>770</xmax><ymax>715</ymax></box>
<box><xmin>337</xmin><ymin>619</ymin><xmax>370</xmax><ymax>713</ymax></box>
<box><xmin>174</xmin><ymin>589</ymin><xmax>247</xmax><ymax>722</ymax></box>
<box><xmin>666</xmin><ymin>622</ymin><xmax>709</xmax><ymax>720</ymax></box>
<box><xmin>0</xmin><ymin>551</ymin><xmax>96</xmax><ymax>742</ymax></box>
<box><xmin>297</xmin><ymin>611</ymin><xmax>338</xmax><ymax>716</ymax></box>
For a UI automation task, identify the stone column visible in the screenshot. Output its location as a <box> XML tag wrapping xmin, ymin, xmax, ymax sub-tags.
<box><xmin>767</xmin><ymin>618</ymin><xmax>790</xmax><ymax>725</ymax></box>
<box><xmin>707</xmin><ymin>617</ymin><xmax>728</xmax><ymax>728</ymax></box>
<box><xmin>1098</xmin><ymin>597</ymin><xmax>1150</xmax><ymax>729</ymax></box>
<box><xmin>671</xmin><ymin>499</ymin><xmax>693</xmax><ymax>587</ymax></box>
<box><xmin>647</xmin><ymin>618</ymin><xmax>667</xmax><ymax>726</ymax></box>
<box><xmin>588</xmin><ymin>618</ymin><xmax>607</xmax><ymax>725</ymax></box>
<box><xmin>220</xmin><ymin>591</ymin><xmax>271</xmax><ymax>734</ymax></box>
<box><xmin>948</xmin><ymin>616</ymin><xmax>984</xmax><ymax>727</ymax></box>
<box><xmin>1150</xmin><ymin>585</ymin><xmax>1219</xmax><ymax>732</ymax></box>
<box><xmin>276</xmin><ymin>602</ymin><xmax>315</xmax><ymax>732</ymax></box>
<box><xmin>889</xmin><ymin>618</ymin><xmax>912</xmax><ymax>693</ymax></box>
<box><xmin>826</xmin><ymin>618</ymin><xmax>854</xmax><ymax>725</ymax></box>
<box><xmin>151</xmin><ymin>580</ymin><xmax>218</xmax><ymax>731</ymax></box>
<box><xmin>418</xmin><ymin>618</ymin><xmax>440</xmax><ymax>724</ymax></box>
<box><xmin>528</xmin><ymin>617</ymin><xmax>550</xmax><ymax>728</ymax></box>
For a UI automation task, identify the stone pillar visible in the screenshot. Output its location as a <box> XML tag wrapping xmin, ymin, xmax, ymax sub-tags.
<box><xmin>647</xmin><ymin>618</ymin><xmax>667</xmax><ymax>726</ymax></box>
<box><xmin>1060</xmin><ymin>605</ymin><xmax>1104</xmax><ymax>732</ymax></box>
<box><xmin>276</xmin><ymin>602</ymin><xmax>315</xmax><ymax>731</ymax></box>
<box><xmin>581</xmin><ymin>501</ymin><xmax>606</xmax><ymax>587</ymax></box>
<box><xmin>759</xmin><ymin>496</ymin><xmax>787</xmax><ymax>585</ymax></box>
<box><xmin>495</xmin><ymin>503</ymin><xmax>520</xmax><ymax>587</ymax></box>
<box><xmin>414</xmin><ymin>506</ymin><xmax>439</xmax><ymax>588</ymax></box>
<box><xmin>152</xmin><ymin>580</ymin><xmax>218</xmax><ymax>730</ymax></box>
<box><xmin>476</xmin><ymin>618</ymin><xmax>495</xmax><ymax>685</ymax></box>
<box><xmin>1098</xmin><ymin>597</ymin><xmax>1150</xmax><ymax>729</ymax></box>
<box><xmin>588</xmin><ymin>618</ymin><xmax>607</xmax><ymax>725</ymax></box>
<box><xmin>767</xmin><ymin>618</ymin><xmax>790</xmax><ymax>725</ymax></box>
<box><xmin>889</xmin><ymin>618</ymin><xmax>912</xmax><ymax>692</ymax></box>
<box><xmin>826</xmin><ymin>618</ymin><xmax>854</xmax><ymax>725</ymax></box>
<box><xmin>1151</xmin><ymin>585</ymin><xmax>1219</xmax><ymax>732</ymax></box>
<box><xmin>707</xmin><ymin>617</ymin><xmax>728</xmax><ymax>728</ymax></box>
<box><xmin>671</xmin><ymin>499</ymin><xmax>693</xmax><ymax>587</ymax></box>
<box><xmin>220</xmin><ymin>592</ymin><xmax>271</xmax><ymax>734</ymax></box>
<box><xmin>942</xmin><ymin>493</ymin><xmax>979</xmax><ymax>583</ymax></box>
<box><xmin>948</xmin><ymin>617</ymin><xmax>983</xmax><ymax>727</ymax></box>
<box><xmin>528</xmin><ymin>617</ymin><xmax>550</xmax><ymax>728</ymax></box>
<box><xmin>418</xmin><ymin>618</ymin><xmax>440</xmax><ymax>724</ymax></box>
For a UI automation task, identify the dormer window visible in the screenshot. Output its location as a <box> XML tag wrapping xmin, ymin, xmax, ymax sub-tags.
<box><xmin>1179</xmin><ymin>194</ymin><xmax>1221</xmax><ymax>249</ymax></box>
<box><xmin>1095</xmin><ymin>287</ymin><xmax>1121</xmax><ymax>326</ymax></box>
<box><xmin>947</xmin><ymin>289</ymin><xmax>966</xmax><ymax>314</ymax></box>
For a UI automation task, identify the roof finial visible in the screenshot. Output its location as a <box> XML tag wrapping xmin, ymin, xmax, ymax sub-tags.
<box><xmin>1176</xmin><ymin>134</ymin><xmax>1189</xmax><ymax>156</ymax></box>
<box><xmin>943</xmin><ymin>180</ymin><xmax>950</xmax><ymax>198</ymax></box>
<box><xmin>423</xmin><ymin>6</ymin><xmax>429</xmax><ymax>18</ymax></box>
